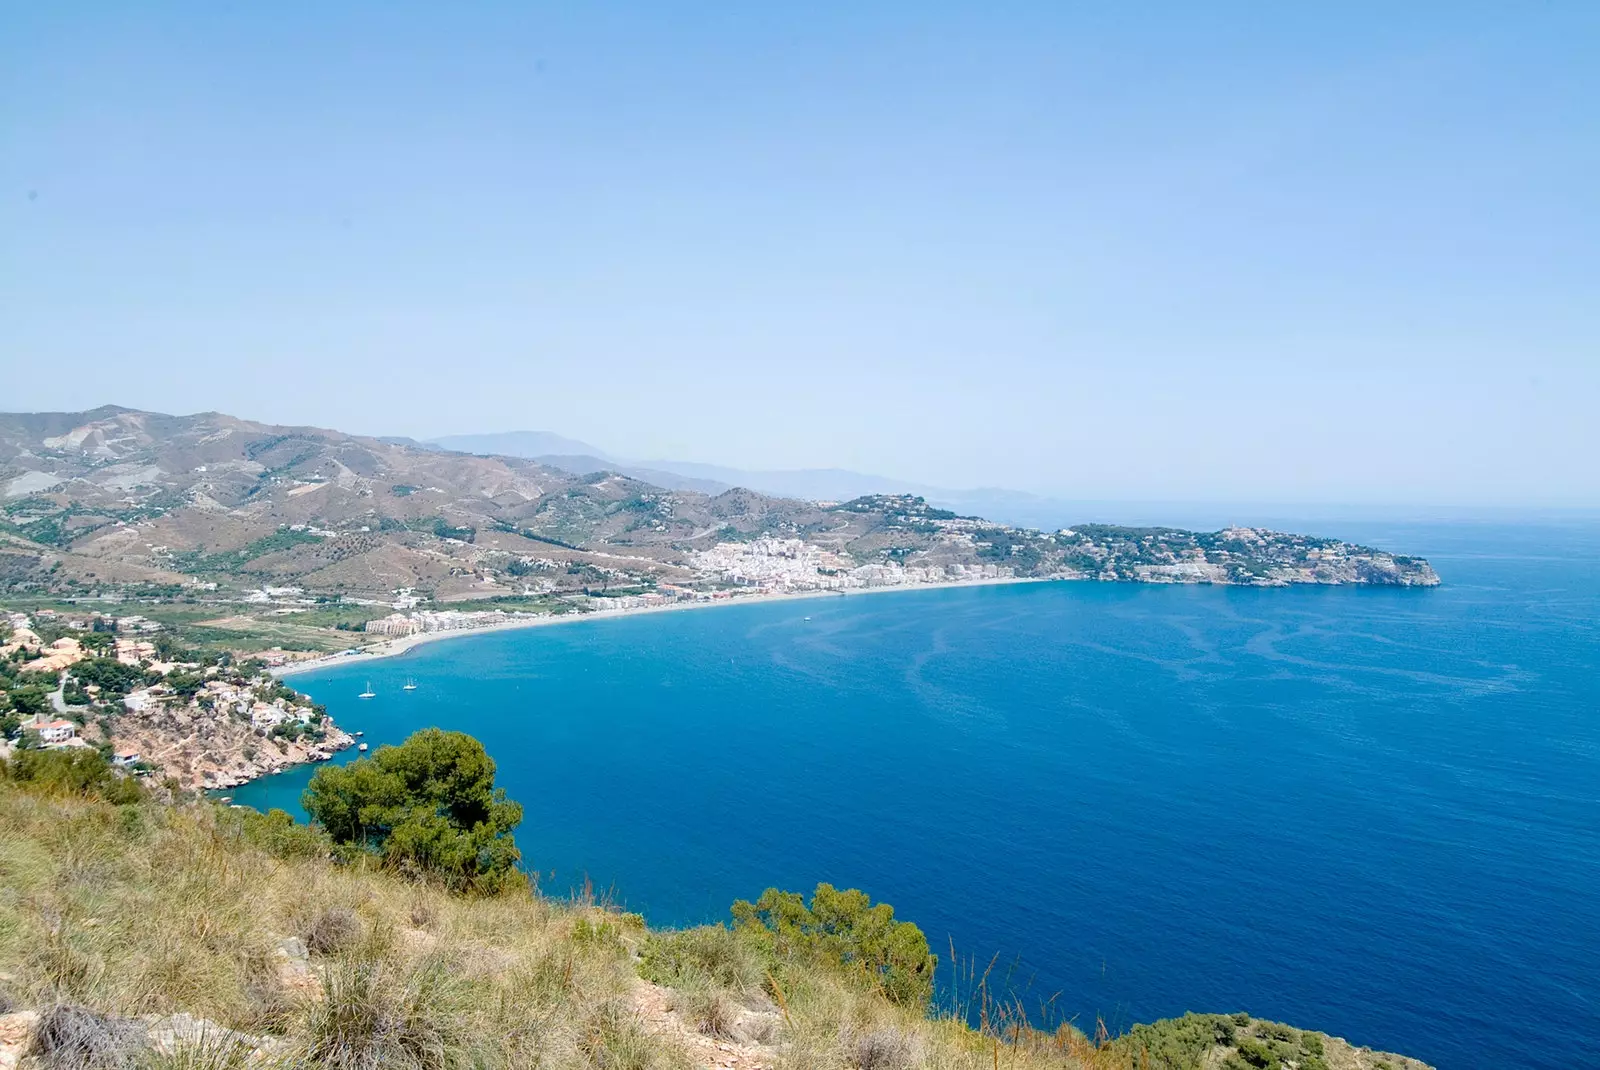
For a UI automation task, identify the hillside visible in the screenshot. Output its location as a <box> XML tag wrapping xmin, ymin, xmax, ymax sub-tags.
<box><xmin>0</xmin><ymin>407</ymin><xmax>1439</xmax><ymax>615</ymax></box>
<box><xmin>0</xmin><ymin>772</ymin><xmax>1435</xmax><ymax>1070</ymax></box>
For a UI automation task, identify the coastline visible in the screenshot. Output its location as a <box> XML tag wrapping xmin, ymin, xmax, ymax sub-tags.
<box><xmin>276</xmin><ymin>575</ymin><xmax>1058</xmax><ymax>678</ymax></box>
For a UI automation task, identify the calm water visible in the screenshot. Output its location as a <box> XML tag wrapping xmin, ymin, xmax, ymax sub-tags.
<box><xmin>233</xmin><ymin>522</ymin><xmax>1600</xmax><ymax>1069</ymax></box>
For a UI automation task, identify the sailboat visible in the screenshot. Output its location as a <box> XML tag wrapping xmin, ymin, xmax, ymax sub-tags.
<box><xmin>402</xmin><ymin>679</ymin><xmax>417</xmax><ymax>691</ymax></box>
<box><xmin>358</xmin><ymin>682</ymin><xmax>376</xmax><ymax>699</ymax></box>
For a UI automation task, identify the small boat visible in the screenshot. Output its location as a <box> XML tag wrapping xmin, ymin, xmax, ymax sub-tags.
<box><xmin>358</xmin><ymin>683</ymin><xmax>376</xmax><ymax>699</ymax></box>
<box><xmin>354</xmin><ymin>730</ymin><xmax>364</xmax><ymax>737</ymax></box>
<box><xmin>803</xmin><ymin>616</ymin><xmax>811</xmax><ymax>621</ymax></box>
<box><xmin>358</xmin><ymin>743</ymin><xmax>369</xmax><ymax>752</ymax></box>
<box><xmin>402</xmin><ymin>679</ymin><xmax>417</xmax><ymax>691</ymax></box>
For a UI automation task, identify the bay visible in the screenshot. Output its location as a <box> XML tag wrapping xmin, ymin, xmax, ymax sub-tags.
<box><xmin>230</xmin><ymin>521</ymin><xmax>1600</xmax><ymax>1069</ymax></box>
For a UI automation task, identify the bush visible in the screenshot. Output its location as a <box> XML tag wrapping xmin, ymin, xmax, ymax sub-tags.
<box><xmin>27</xmin><ymin>1003</ymin><xmax>148</xmax><ymax>1069</ymax></box>
<box><xmin>305</xmin><ymin>906</ymin><xmax>363</xmax><ymax>956</ymax></box>
<box><xmin>71</xmin><ymin>657</ymin><xmax>150</xmax><ymax>699</ymax></box>
<box><xmin>640</xmin><ymin>925</ymin><xmax>764</xmax><ymax>994</ymax></box>
<box><xmin>1232</xmin><ymin>1036</ymin><xmax>1275</xmax><ymax>1068</ymax></box>
<box><xmin>303</xmin><ymin>729</ymin><xmax>523</xmax><ymax>893</ymax></box>
<box><xmin>851</xmin><ymin>1027</ymin><xmax>917</xmax><ymax>1070</ymax></box>
<box><xmin>299</xmin><ymin>958</ymin><xmax>465</xmax><ymax>1070</ymax></box>
<box><xmin>731</xmin><ymin>884</ymin><xmax>935</xmax><ymax>1007</ymax></box>
<box><xmin>228</xmin><ymin>806</ymin><xmax>332</xmax><ymax>861</ymax></box>
<box><xmin>4</xmin><ymin>748</ymin><xmax>142</xmax><ymax>804</ymax></box>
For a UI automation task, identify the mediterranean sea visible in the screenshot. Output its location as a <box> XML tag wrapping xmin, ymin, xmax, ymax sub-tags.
<box><xmin>230</xmin><ymin>521</ymin><xmax>1600</xmax><ymax>1070</ymax></box>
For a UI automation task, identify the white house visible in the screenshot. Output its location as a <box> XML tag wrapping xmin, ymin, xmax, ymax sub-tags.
<box><xmin>35</xmin><ymin>718</ymin><xmax>77</xmax><ymax>745</ymax></box>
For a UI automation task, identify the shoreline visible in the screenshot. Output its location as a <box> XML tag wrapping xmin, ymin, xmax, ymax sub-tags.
<box><xmin>276</xmin><ymin>575</ymin><xmax>1057</xmax><ymax>678</ymax></box>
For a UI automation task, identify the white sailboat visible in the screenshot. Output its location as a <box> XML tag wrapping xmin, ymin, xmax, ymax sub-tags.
<box><xmin>358</xmin><ymin>682</ymin><xmax>376</xmax><ymax>699</ymax></box>
<box><xmin>402</xmin><ymin>678</ymin><xmax>417</xmax><ymax>691</ymax></box>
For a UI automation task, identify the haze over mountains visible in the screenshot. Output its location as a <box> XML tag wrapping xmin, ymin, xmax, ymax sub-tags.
<box><xmin>429</xmin><ymin>430</ymin><xmax>1085</xmax><ymax>529</ymax></box>
<box><xmin>424</xmin><ymin>430</ymin><xmax>1579</xmax><ymax>533</ymax></box>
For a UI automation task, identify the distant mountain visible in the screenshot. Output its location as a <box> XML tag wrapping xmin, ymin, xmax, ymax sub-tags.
<box><xmin>431</xmin><ymin>431</ymin><xmax>611</xmax><ymax>460</ymax></box>
<box><xmin>375</xmin><ymin>435</ymin><xmax>444</xmax><ymax>452</ymax></box>
<box><xmin>425</xmin><ymin>430</ymin><xmax>1021</xmax><ymax>512</ymax></box>
<box><xmin>0</xmin><ymin>407</ymin><xmax>1441</xmax><ymax>599</ymax></box>
<box><xmin>625</xmin><ymin>460</ymin><xmax>934</xmax><ymax>503</ymax></box>
<box><xmin>529</xmin><ymin>455</ymin><xmax>733</xmax><ymax>495</ymax></box>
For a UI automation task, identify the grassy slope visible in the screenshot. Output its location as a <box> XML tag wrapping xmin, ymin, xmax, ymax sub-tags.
<box><xmin>0</xmin><ymin>782</ymin><xmax>1431</xmax><ymax>1070</ymax></box>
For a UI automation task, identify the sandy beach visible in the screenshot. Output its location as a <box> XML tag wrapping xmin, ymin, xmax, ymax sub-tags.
<box><xmin>276</xmin><ymin>576</ymin><xmax>1058</xmax><ymax>678</ymax></box>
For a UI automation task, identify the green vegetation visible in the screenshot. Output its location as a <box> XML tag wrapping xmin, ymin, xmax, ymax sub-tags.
<box><xmin>1</xmin><ymin>653</ymin><xmax>59</xmax><ymax>734</ymax></box>
<box><xmin>3</xmin><ymin>746</ymin><xmax>143</xmax><ymax>804</ymax></box>
<box><xmin>73</xmin><ymin>656</ymin><xmax>152</xmax><ymax>698</ymax></box>
<box><xmin>974</xmin><ymin>526</ymin><xmax>1044</xmax><ymax>569</ymax></box>
<box><xmin>165</xmin><ymin>528</ymin><xmax>325</xmax><ymax>574</ymax></box>
<box><xmin>1108</xmin><ymin>1013</ymin><xmax>1336</xmax><ymax>1070</ymax></box>
<box><xmin>729</xmin><ymin>884</ymin><xmax>936</xmax><ymax>1007</ymax></box>
<box><xmin>430</xmin><ymin>518</ymin><xmax>477</xmax><ymax>543</ymax></box>
<box><xmin>833</xmin><ymin>495</ymin><xmax>960</xmax><ymax>522</ymax></box>
<box><xmin>303</xmin><ymin>729</ymin><xmax>524</xmax><ymax>893</ymax></box>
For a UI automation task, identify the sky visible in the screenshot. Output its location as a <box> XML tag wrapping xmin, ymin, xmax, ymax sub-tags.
<box><xmin>2</xmin><ymin>2</ymin><xmax>1596</xmax><ymax>505</ymax></box>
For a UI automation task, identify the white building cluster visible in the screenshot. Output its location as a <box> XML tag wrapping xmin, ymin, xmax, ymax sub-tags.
<box><xmin>692</xmin><ymin>540</ymin><xmax>1014</xmax><ymax>592</ymax></box>
<box><xmin>364</xmin><ymin>609</ymin><xmax>534</xmax><ymax>636</ymax></box>
<box><xmin>120</xmin><ymin>677</ymin><xmax>319</xmax><ymax>732</ymax></box>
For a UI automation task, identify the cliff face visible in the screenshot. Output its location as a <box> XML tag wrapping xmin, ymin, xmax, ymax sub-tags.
<box><xmin>112</xmin><ymin>695</ymin><xmax>352</xmax><ymax>791</ymax></box>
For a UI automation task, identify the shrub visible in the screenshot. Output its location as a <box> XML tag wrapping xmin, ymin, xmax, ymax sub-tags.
<box><xmin>227</xmin><ymin>806</ymin><xmax>332</xmax><ymax>861</ymax></box>
<box><xmin>577</xmin><ymin>999</ymin><xmax>685</xmax><ymax>1070</ymax></box>
<box><xmin>4</xmin><ymin>748</ymin><xmax>142</xmax><ymax>804</ymax></box>
<box><xmin>640</xmin><ymin>925</ymin><xmax>764</xmax><ymax>995</ymax></box>
<box><xmin>27</xmin><ymin>1003</ymin><xmax>148</xmax><ymax>1069</ymax></box>
<box><xmin>731</xmin><ymin>884</ymin><xmax>935</xmax><ymax>1007</ymax></box>
<box><xmin>1232</xmin><ymin>1036</ymin><xmax>1275</xmax><ymax>1068</ymax></box>
<box><xmin>304</xmin><ymin>907</ymin><xmax>363</xmax><ymax>956</ymax></box>
<box><xmin>676</xmin><ymin>983</ymin><xmax>739</xmax><ymax>1039</ymax></box>
<box><xmin>302</xmin><ymin>729</ymin><xmax>523</xmax><ymax>893</ymax></box>
<box><xmin>298</xmin><ymin>958</ymin><xmax>465</xmax><ymax>1070</ymax></box>
<box><xmin>851</xmin><ymin>1027</ymin><xmax>917</xmax><ymax>1070</ymax></box>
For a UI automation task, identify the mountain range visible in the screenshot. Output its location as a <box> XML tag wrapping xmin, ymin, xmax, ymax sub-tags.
<box><xmin>0</xmin><ymin>406</ymin><xmax>1439</xmax><ymax>601</ymax></box>
<box><xmin>425</xmin><ymin>431</ymin><xmax>1074</xmax><ymax>525</ymax></box>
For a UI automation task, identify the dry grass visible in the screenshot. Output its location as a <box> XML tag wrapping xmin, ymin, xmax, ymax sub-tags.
<box><xmin>0</xmin><ymin>784</ymin><xmax>689</xmax><ymax>1069</ymax></box>
<box><xmin>0</xmin><ymin>782</ymin><xmax>1144</xmax><ymax>1070</ymax></box>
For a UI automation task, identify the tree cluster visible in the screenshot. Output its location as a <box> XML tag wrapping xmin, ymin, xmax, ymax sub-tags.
<box><xmin>732</xmin><ymin>882</ymin><xmax>936</xmax><ymax>1007</ymax></box>
<box><xmin>303</xmin><ymin>728</ymin><xmax>523</xmax><ymax>893</ymax></box>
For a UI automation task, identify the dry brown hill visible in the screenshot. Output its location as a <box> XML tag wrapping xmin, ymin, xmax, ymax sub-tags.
<box><xmin>0</xmin><ymin>407</ymin><xmax>1440</xmax><ymax>602</ymax></box>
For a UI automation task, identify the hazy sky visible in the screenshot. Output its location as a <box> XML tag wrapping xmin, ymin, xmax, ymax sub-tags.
<box><xmin>3</xmin><ymin>3</ymin><xmax>1596</xmax><ymax>504</ymax></box>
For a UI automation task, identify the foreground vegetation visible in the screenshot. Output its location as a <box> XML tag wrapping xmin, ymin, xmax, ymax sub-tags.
<box><xmin>0</xmin><ymin>746</ymin><xmax>1429</xmax><ymax>1070</ymax></box>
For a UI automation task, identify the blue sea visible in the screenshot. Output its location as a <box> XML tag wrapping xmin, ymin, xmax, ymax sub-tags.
<box><xmin>231</xmin><ymin>521</ymin><xmax>1600</xmax><ymax>1069</ymax></box>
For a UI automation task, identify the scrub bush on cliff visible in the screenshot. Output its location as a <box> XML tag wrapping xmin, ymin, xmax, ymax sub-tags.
<box><xmin>2</xmin><ymin>747</ymin><xmax>143</xmax><ymax>804</ymax></box>
<box><xmin>732</xmin><ymin>883</ymin><xmax>936</xmax><ymax>1007</ymax></box>
<box><xmin>303</xmin><ymin>728</ymin><xmax>524</xmax><ymax>893</ymax></box>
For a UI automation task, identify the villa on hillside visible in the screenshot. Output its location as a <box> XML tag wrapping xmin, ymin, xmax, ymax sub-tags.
<box><xmin>33</xmin><ymin>718</ymin><xmax>81</xmax><ymax>746</ymax></box>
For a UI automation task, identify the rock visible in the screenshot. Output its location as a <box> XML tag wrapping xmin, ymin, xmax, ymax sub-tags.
<box><xmin>145</xmin><ymin>1012</ymin><xmax>280</xmax><ymax>1061</ymax></box>
<box><xmin>0</xmin><ymin>1011</ymin><xmax>39</xmax><ymax>1070</ymax></box>
<box><xmin>273</xmin><ymin>937</ymin><xmax>321</xmax><ymax>1001</ymax></box>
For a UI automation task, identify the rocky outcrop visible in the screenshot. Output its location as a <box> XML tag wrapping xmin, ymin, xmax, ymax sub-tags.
<box><xmin>112</xmin><ymin>700</ymin><xmax>352</xmax><ymax>791</ymax></box>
